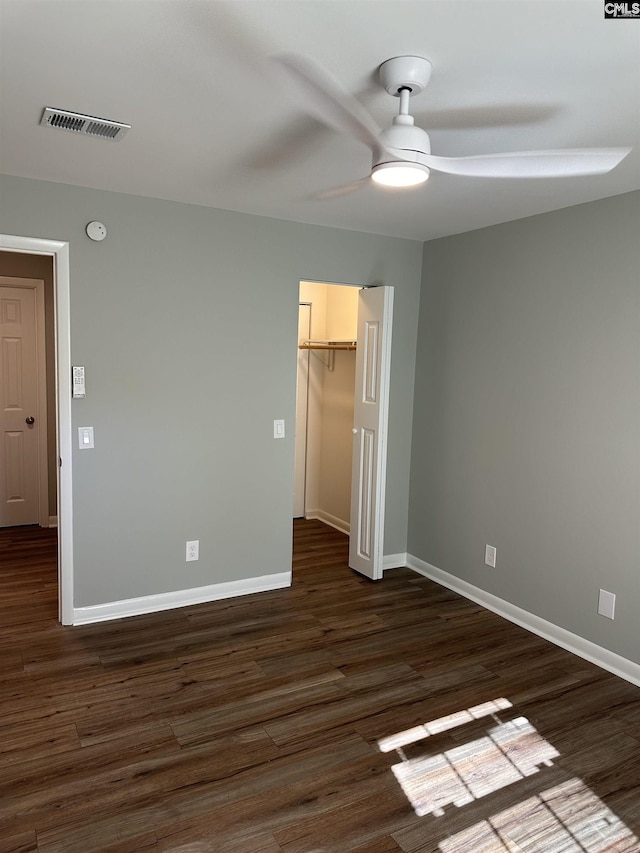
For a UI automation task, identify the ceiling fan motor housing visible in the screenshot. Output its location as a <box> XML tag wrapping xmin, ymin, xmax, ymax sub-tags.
<box><xmin>373</xmin><ymin>120</ymin><xmax>432</xmax><ymax>170</ymax></box>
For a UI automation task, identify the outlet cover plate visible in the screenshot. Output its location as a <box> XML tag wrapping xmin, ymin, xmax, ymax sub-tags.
<box><xmin>186</xmin><ymin>540</ymin><xmax>199</xmax><ymax>562</ymax></box>
<box><xmin>598</xmin><ymin>589</ymin><xmax>616</xmax><ymax>620</ymax></box>
<box><xmin>485</xmin><ymin>544</ymin><xmax>497</xmax><ymax>568</ymax></box>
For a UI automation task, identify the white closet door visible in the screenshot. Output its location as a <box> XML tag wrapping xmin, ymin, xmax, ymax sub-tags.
<box><xmin>349</xmin><ymin>286</ymin><xmax>393</xmax><ymax>580</ymax></box>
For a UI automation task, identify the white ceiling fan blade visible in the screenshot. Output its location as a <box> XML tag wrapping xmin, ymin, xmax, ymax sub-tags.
<box><xmin>414</xmin><ymin>103</ymin><xmax>561</xmax><ymax>131</ymax></box>
<box><xmin>273</xmin><ymin>53</ymin><xmax>384</xmax><ymax>155</ymax></box>
<box><xmin>421</xmin><ymin>148</ymin><xmax>631</xmax><ymax>178</ymax></box>
<box><xmin>314</xmin><ymin>177</ymin><xmax>371</xmax><ymax>200</ymax></box>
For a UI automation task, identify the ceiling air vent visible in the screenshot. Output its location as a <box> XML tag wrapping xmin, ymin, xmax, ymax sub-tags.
<box><xmin>40</xmin><ymin>107</ymin><xmax>131</xmax><ymax>141</ymax></box>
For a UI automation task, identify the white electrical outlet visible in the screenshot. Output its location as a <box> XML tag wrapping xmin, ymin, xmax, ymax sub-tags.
<box><xmin>186</xmin><ymin>540</ymin><xmax>199</xmax><ymax>562</ymax></box>
<box><xmin>484</xmin><ymin>544</ymin><xmax>497</xmax><ymax>568</ymax></box>
<box><xmin>598</xmin><ymin>589</ymin><xmax>616</xmax><ymax>620</ymax></box>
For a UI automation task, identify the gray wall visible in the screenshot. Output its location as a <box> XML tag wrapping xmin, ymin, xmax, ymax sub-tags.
<box><xmin>0</xmin><ymin>175</ymin><xmax>422</xmax><ymax>607</ymax></box>
<box><xmin>410</xmin><ymin>191</ymin><xmax>640</xmax><ymax>665</ymax></box>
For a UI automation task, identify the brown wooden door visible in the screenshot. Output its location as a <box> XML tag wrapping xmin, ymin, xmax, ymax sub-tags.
<box><xmin>0</xmin><ymin>282</ymin><xmax>41</xmax><ymax>525</ymax></box>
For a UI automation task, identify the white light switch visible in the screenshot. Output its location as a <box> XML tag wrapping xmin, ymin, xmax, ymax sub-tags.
<box><xmin>78</xmin><ymin>426</ymin><xmax>94</xmax><ymax>449</ymax></box>
<box><xmin>274</xmin><ymin>419</ymin><xmax>285</xmax><ymax>439</ymax></box>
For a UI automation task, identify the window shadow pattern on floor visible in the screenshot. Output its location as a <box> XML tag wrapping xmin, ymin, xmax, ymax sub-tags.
<box><xmin>378</xmin><ymin>698</ymin><xmax>639</xmax><ymax>853</ymax></box>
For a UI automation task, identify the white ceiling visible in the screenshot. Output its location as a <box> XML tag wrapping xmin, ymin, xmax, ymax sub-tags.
<box><xmin>1</xmin><ymin>0</ymin><xmax>639</xmax><ymax>242</ymax></box>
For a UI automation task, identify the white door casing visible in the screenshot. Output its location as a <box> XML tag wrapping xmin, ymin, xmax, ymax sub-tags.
<box><xmin>0</xmin><ymin>236</ymin><xmax>73</xmax><ymax>625</ymax></box>
<box><xmin>0</xmin><ymin>279</ymin><xmax>48</xmax><ymax>526</ymax></box>
<box><xmin>349</xmin><ymin>286</ymin><xmax>393</xmax><ymax>580</ymax></box>
<box><xmin>293</xmin><ymin>303</ymin><xmax>311</xmax><ymax>518</ymax></box>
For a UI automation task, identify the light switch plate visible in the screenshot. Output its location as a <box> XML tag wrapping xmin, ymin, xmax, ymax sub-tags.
<box><xmin>273</xmin><ymin>419</ymin><xmax>285</xmax><ymax>439</ymax></box>
<box><xmin>78</xmin><ymin>426</ymin><xmax>94</xmax><ymax>449</ymax></box>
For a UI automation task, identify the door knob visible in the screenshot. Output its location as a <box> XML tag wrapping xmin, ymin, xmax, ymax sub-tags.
<box><xmin>352</xmin><ymin>428</ymin><xmax>357</xmax><ymax>434</ymax></box>
<box><xmin>25</xmin><ymin>416</ymin><xmax>35</xmax><ymax>425</ymax></box>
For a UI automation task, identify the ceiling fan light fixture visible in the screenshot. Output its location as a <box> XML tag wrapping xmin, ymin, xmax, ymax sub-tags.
<box><xmin>371</xmin><ymin>161</ymin><xmax>430</xmax><ymax>188</ymax></box>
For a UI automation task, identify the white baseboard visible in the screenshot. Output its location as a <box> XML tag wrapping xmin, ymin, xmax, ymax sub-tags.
<box><xmin>383</xmin><ymin>552</ymin><xmax>408</xmax><ymax>570</ymax></box>
<box><xmin>406</xmin><ymin>554</ymin><xmax>640</xmax><ymax>689</ymax></box>
<box><xmin>73</xmin><ymin>571</ymin><xmax>292</xmax><ymax>626</ymax></box>
<box><xmin>305</xmin><ymin>510</ymin><xmax>350</xmax><ymax>535</ymax></box>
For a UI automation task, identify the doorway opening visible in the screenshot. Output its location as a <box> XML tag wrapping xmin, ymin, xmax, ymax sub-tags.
<box><xmin>294</xmin><ymin>280</ymin><xmax>394</xmax><ymax>581</ymax></box>
<box><xmin>0</xmin><ymin>235</ymin><xmax>73</xmax><ymax>625</ymax></box>
<box><xmin>295</xmin><ymin>281</ymin><xmax>360</xmax><ymax>535</ymax></box>
<box><xmin>1</xmin><ymin>259</ymin><xmax>56</xmax><ymax>528</ymax></box>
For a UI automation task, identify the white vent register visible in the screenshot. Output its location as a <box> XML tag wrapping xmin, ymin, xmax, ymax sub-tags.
<box><xmin>40</xmin><ymin>107</ymin><xmax>130</xmax><ymax>141</ymax></box>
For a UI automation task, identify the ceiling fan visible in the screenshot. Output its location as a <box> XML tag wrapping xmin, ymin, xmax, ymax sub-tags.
<box><xmin>274</xmin><ymin>54</ymin><xmax>631</xmax><ymax>190</ymax></box>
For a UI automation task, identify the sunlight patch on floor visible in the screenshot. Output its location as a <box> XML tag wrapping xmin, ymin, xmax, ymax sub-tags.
<box><xmin>391</xmin><ymin>715</ymin><xmax>557</xmax><ymax>816</ymax></box>
<box><xmin>439</xmin><ymin>777</ymin><xmax>639</xmax><ymax>853</ymax></box>
<box><xmin>378</xmin><ymin>698</ymin><xmax>513</xmax><ymax>753</ymax></box>
<box><xmin>378</xmin><ymin>698</ymin><xmax>640</xmax><ymax>853</ymax></box>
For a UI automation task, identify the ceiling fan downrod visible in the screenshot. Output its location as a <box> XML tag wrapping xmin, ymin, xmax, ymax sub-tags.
<box><xmin>398</xmin><ymin>87</ymin><xmax>413</xmax><ymax>117</ymax></box>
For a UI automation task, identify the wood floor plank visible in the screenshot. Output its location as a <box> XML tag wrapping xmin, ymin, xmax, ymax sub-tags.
<box><xmin>157</xmin><ymin>828</ymin><xmax>283</xmax><ymax>853</ymax></box>
<box><xmin>349</xmin><ymin>838</ymin><xmax>405</xmax><ymax>853</ymax></box>
<box><xmin>1</xmin><ymin>519</ymin><xmax>639</xmax><ymax>852</ymax></box>
<box><xmin>1</xmin><ymin>721</ymin><xmax>179</xmax><ymax>797</ymax></box>
<box><xmin>153</xmin><ymin>735</ymin><xmax>397</xmax><ymax>852</ymax></box>
<box><xmin>0</xmin><ymin>719</ymin><xmax>80</xmax><ymax>767</ymax></box>
<box><xmin>0</xmin><ymin>829</ymin><xmax>38</xmax><ymax>853</ymax></box>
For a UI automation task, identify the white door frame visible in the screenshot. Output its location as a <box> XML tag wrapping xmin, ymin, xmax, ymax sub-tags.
<box><xmin>0</xmin><ymin>276</ymin><xmax>49</xmax><ymax>527</ymax></box>
<box><xmin>293</xmin><ymin>302</ymin><xmax>311</xmax><ymax>518</ymax></box>
<box><xmin>0</xmin><ymin>234</ymin><xmax>73</xmax><ymax>625</ymax></box>
<box><xmin>293</xmin><ymin>279</ymin><xmax>392</xmax><ymax>577</ymax></box>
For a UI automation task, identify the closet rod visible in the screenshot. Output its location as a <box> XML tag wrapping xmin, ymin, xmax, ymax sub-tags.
<box><xmin>299</xmin><ymin>342</ymin><xmax>356</xmax><ymax>351</ymax></box>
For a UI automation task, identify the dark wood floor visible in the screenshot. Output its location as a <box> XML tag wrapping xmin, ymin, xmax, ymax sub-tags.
<box><xmin>1</xmin><ymin>520</ymin><xmax>639</xmax><ymax>853</ymax></box>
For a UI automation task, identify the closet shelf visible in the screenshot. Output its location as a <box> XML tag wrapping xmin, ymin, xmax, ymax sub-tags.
<box><xmin>299</xmin><ymin>340</ymin><xmax>357</xmax><ymax>351</ymax></box>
